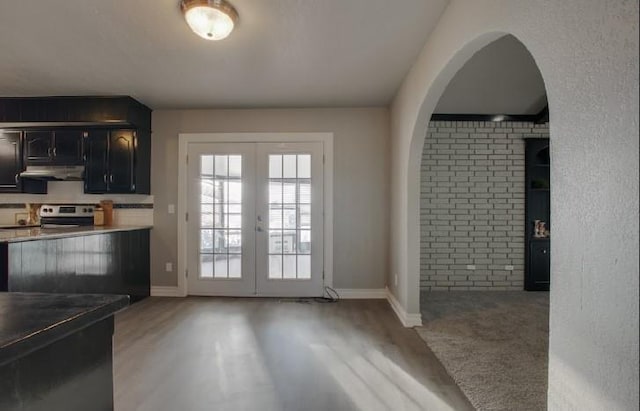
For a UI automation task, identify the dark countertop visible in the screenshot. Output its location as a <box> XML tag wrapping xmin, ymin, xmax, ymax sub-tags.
<box><xmin>0</xmin><ymin>292</ymin><xmax>129</xmax><ymax>366</ymax></box>
<box><xmin>0</xmin><ymin>225</ymin><xmax>152</xmax><ymax>243</ymax></box>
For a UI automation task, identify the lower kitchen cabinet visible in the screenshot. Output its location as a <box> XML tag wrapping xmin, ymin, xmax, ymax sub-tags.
<box><xmin>0</xmin><ymin>229</ymin><xmax>150</xmax><ymax>300</ymax></box>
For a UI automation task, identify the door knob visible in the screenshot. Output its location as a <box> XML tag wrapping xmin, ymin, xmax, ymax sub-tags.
<box><xmin>256</xmin><ymin>226</ymin><xmax>264</xmax><ymax>232</ymax></box>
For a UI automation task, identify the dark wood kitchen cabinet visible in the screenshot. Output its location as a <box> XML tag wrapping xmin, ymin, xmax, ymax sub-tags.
<box><xmin>84</xmin><ymin>129</ymin><xmax>140</xmax><ymax>194</ymax></box>
<box><xmin>24</xmin><ymin>129</ymin><xmax>84</xmax><ymax>165</ymax></box>
<box><xmin>0</xmin><ymin>130</ymin><xmax>47</xmax><ymax>194</ymax></box>
<box><xmin>0</xmin><ymin>130</ymin><xmax>22</xmax><ymax>192</ymax></box>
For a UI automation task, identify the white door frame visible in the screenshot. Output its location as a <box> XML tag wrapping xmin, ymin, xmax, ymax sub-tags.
<box><xmin>177</xmin><ymin>132</ymin><xmax>334</xmax><ymax>297</ymax></box>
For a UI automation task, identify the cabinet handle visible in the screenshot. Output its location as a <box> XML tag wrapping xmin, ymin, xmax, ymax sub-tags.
<box><xmin>103</xmin><ymin>174</ymin><xmax>107</xmax><ymax>184</ymax></box>
<box><xmin>109</xmin><ymin>174</ymin><xmax>114</xmax><ymax>183</ymax></box>
<box><xmin>47</xmin><ymin>147</ymin><xmax>52</xmax><ymax>157</ymax></box>
<box><xmin>53</xmin><ymin>147</ymin><xmax>57</xmax><ymax>157</ymax></box>
<box><xmin>15</xmin><ymin>173</ymin><xmax>19</xmax><ymax>184</ymax></box>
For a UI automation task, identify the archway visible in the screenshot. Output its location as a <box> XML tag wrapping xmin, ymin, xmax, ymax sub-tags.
<box><xmin>414</xmin><ymin>34</ymin><xmax>550</xmax><ymax>410</ymax></box>
<box><xmin>390</xmin><ymin>3</ymin><xmax>638</xmax><ymax>409</ymax></box>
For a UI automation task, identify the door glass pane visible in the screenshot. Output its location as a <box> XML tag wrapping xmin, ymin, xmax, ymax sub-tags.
<box><xmin>214</xmin><ymin>229</ymin><xmax>227</xmax><ymax>253</ymax></box>
<box><xmin>283</xmin><ymin>206</ymin><xmax>296</xmax><ymax>229</ymax></box>
<box><xmin>283</xmin><ymin>155</ymin><xmax>297</xmax><ymax>178</ymax></box>
<box><xmin>214</xmin><ymin>255</ymin><xmax>228</xmax><ymax>278</ymax></box>
<box><xmin>283</xmin><ymin>255</ymin><xmax>296</xmax><ymax>279</ymax></box>
<box><xmin>200</xmin><ymin>254</ymin><xmax>213</xmax><ymax>278</ymax></box>
<box><xmin>269</xmin><ymin>230</ymin><xmax>282</xmax><ymax>253</ymax></box>
<box><xmin>201</xmin><ymin>155</ymin><xmax>214</xmax><ymax>176</ymax></box>
<box><xmin>297</xmin><ymin>255</ymin><xmax>311</xmax><ymax>279</ymax></box>
<box><xmin>228</xmin><ymin>255</ymin><xmax>241</xmax><ymax>278</ymax></box>
<box><xmin>199</xmin><ymin>154</ymin><xmax>243</xmax><ymax>279</ymax></box>
<box><xmin>299</xmin><ymin>181</ymin><xmax>311</xmax><ymax>203</ymax></box>
<box><xmin>299</xmin><ymin>205</ymin><xmax>311</xmax><ymax>229</ymax></box>
<box><xmin>269</xmin><ymin>255</ymin><xmax>282</xmax><ymax>279</ymax></box>
<box><xmin>228</xmin><ymin>214</ymin><xmax>241</xmax><ymax>229</ymax></box>
<box><xmin>269</xmin><ymin>155</ymin><xmax>282</xmax><ymax>179</ymax></box>
<box><xmin>282</xmin><ymin>182</ymin><xmax>296</xmax><ymax>203</ymax></box>
<box><xmin>297</xmin><ymin>155</ymin><xmax>311</xmax><ymax>179</ymax></box>
<box><xmin>214</xmin><ymin>155</ymin><xmax>228</xmax><ymax>177</ymax></box>
<box><xmin>282</xmin><ymin>230</ymin><xmax>296</xmax><ymax>254</ymax></box>
<box><xmin>200</xmin><ymin>229</ymin><xmax>213</xmax><ymax>252</ymax></box>
<box><xmin>267</xmin><ymin>154</ymin><xmax>313</xmax><ymax>280</ymax></box>
<box><xmin>269</xmin><ymin>206</ymin><xmax>282</xmax><ymax>229</ymax></box>
<box><xmin>228</xmin><ymin>155</ymin><xmax>242</xmax><ymax>178</ymax></box>
<box><xmin>269</xmin><ymin>182</ymin><xmax>282</xmax><ymax>204</ymax></box>
<box><xmin>298</xmin><ymin>230</ymin><xmax>311</xmax><ymax>254</ymax></box>
<box><xmin>213</xmin><ymin>204</ymin><xmax>226</xmax><ymax>228</ymax></box>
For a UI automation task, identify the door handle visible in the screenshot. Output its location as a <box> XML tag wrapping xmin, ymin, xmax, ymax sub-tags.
<box><xmin>256</xmin><ymin>226</ymin><xmax>264</xmax><ymax>232</ymax></box>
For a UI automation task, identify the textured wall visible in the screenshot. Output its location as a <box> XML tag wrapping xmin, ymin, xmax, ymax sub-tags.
<box><xmin>150</xmin><ymin>108</ymin><xmax>389</xmax><ymax>290</ymax></box>
<box><xmin>390</xmin><ymin>0</ymin><xmax>638</xmax><ymax>409</ymax></box>
<box><xmin>420</xmin><ymin>121</ymin><xmax>548</xmax><ymax>290</ymax></box>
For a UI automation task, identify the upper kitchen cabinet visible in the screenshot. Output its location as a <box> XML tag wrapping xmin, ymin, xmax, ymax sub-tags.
<box><xmin>0</xmin><ymin>96</ymin><xmax>151</xmax><ymax>129</ymax></box>
<box><xmin>0</xmin><ymin>130</ymin><xmax>22</xmax><ymax>192</ymax></box>
<box><xmin>0</xmin><ymin>96</ymin><xmax>151</xmax><ymax>195</ymax></box>
<box><xmin>24</xmin><ymin>129</ymin><xmax>84</xmax><ymax>165</ymax></box>
<box><xmin>84</xmin><ymin>129</ymin><xmax>150</xmax><ymax>194</ymax></box>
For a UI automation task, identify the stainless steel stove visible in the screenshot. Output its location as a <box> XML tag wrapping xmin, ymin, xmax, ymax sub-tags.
<box><xmin>39</xmin><ymin>204</ymin><xmax>95</xmax><ymax>227</ymax></box>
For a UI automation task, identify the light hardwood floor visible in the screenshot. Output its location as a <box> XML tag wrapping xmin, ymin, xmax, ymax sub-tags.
<box><xmin>114</xmin><ymin>297</ymin><xmax>473</xmax><ymax>411</ymax></box>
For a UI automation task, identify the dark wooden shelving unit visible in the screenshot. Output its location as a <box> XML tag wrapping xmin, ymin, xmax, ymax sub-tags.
<box><xmin>525</xmin><ymin>138</ymin><xmax>550</xmax><ymax>291</ymax></box>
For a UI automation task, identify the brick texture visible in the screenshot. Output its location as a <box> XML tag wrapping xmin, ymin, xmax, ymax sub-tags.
<box><xmin>420</xmin><ymin>120</ymin><xmax>549</xmax><ymax>290</ymax></box>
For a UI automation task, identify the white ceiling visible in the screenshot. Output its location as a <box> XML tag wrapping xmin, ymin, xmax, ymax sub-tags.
<box><xmin>0</xmin><ymin>2</ymin><xmax>547</xmax><ymax>113</ymax></box>
<box><xmin>0</xmin><ymin>0</ymin><xmax>449</xmax><ymax>109</ymax></box>
<box><xmin>435</xmin><ymin>35</ymin><xmax>547</xmax><ymax>115</ymax></box>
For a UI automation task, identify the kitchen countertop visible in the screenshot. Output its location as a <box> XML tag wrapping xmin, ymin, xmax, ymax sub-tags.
<box><xmin>0</xmin><ymin>225</ymin><xmax>152</xmax><ymax>243</ymax></box>
<box><xmin>0</xmin><ymin>292</ymin><xmax>129</xmax><ymax>366</ymax></box>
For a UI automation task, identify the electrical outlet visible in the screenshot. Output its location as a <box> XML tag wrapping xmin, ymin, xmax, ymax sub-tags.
<box><xmin>505</xmin><ymin>265</ymin><xmax>514</xmax><ymax>271</ymax></box>
<box><xmin>165</xmin><ymin>262</ymin><xmax>173</xmax><ymax>272</ymax></box>
<box><xmin>466</xmin><ymin>264</ymin><xmax>476</xmax><ymax>270</ymax></box>
<box><xmin>168</xmin><ymin>204</ymin><xmax>175</xmax><ymax>214</ymax></box>
<box><xmin>394</xmin><ymin>273</ymin><xmax>398</xmax><ymax>286</ymax></box>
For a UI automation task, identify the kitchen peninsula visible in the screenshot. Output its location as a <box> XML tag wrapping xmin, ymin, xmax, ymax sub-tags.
<box><xmin>0</xmin><ymin>292</ymin><xmax>128</xmax><ymax>410</ymax></box>
<box><xmin>0</xmin><ymin>226</ymin><xmax>150</xmax><ymax>300</ymax></box>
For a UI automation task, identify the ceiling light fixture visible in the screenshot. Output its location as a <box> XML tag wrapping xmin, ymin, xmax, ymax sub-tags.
<box><xmin>180</xmin><ymin>0</ymin><xmax>238</xmax><ymax>41</ymax></box>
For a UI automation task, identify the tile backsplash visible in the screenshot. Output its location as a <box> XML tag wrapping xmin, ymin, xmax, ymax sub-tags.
<box><xmin>0</xmin><ymin>181</ymin><xmax>153</xmax><ymax>226</ymax></box>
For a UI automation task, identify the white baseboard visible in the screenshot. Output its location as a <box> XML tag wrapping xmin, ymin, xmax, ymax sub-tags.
<box><xmin>334</xmin><ymin>288</ymin><xmax>387</xmax><ymax>299</ymax></box>
<box><xmin>150</xmin><ymin>286</ymin><xmax>185</xmax><ymax>297</ymax></box>
<box><xmin>385</xmin><ymin>287</ymin><xmax>422</xmax><ymax>327</ymax></box>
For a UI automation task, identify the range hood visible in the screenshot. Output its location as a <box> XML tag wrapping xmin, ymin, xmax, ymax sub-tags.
<box><xmin>19</xmin><ymin>165</ymin><xmax>85</xmax><ymax>181</ymax></box>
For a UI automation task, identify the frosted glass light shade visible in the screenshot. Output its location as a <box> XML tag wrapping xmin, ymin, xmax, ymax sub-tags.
<box><xmin>181</xmin><ymin>0</ymin><xmax>238</xmax><ymax>41</ymax></box>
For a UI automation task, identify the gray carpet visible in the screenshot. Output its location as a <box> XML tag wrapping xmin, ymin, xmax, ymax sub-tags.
<box><xmin>416</xmin><ymin>291</ymin><xmax>549</xmax><ymax>411</ymax></box>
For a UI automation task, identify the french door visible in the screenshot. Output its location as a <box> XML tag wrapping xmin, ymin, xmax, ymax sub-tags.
<box><xmin>186</xmin><ymin>142</ymin><xmax>324</xmax><ymax>297</ymax></box>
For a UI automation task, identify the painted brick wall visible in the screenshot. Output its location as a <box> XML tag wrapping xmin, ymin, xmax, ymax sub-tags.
<box><xmin>420</xmin><ymin>120</ymin><xmax>549</xmax><ymax>290</ymax></box>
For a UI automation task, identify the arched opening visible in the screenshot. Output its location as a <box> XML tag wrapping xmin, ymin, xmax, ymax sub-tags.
<box><xmin>412</xmin><ymin>34</ymin><xmax>551</xmax><ymax>410</ymax></box>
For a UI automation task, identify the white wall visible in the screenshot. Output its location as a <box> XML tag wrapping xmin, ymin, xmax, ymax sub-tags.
<box><xmin>151</xmin><ymin>108</ymin><xmax>389</xmax><ymax>290</ymax></box>
<box><xmin>390</xmin><ymin>1</ymin><xmax>638</xmax><ymax>409</ymax></box>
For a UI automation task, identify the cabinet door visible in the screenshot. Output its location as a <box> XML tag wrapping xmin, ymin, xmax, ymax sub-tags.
<box><xmin>529</xmin><ymin>241</ymin><xmax>550</xmax><ymax>290</ymax></box>
<box><xmin>108</xmin><ymin>130</ymin><xmax>135</xmax><ymax>193</ymax></box>
<box><xmin>52</xmin><ymin>130</ymin><xmax>84</xmax><ymax>164</ymax></box>
<box><xmin>24</xmin><ymin>130</ymin><xmax>53</xmax><ymax>164</ymax></box>
<box><xmin>0</xmin><ymin>130</ymin><xmax>22</xmax><ymax>192</ymax></box>
<box><xmin>84</xmin><ymin>130</ymin><xmax>109</xmax><ymax>193</ymax></box>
